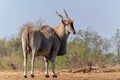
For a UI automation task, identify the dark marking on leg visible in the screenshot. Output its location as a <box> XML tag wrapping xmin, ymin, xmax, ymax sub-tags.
<box><xmin>24</xmin><ymin>75</ymin><xmax>27</xmax><ymax>78</ymax></box>
<box><xmin>31</xmin><ymin>74</ymin><xmax>34</xmax><ymax>78</ymax></box>
<box><xmin>45</xmin><ymin>74</ymin><xmax>49</xmax><ymax>78</ymax></box>
<box><xmin>53</xmin><ymin>74</ymin><xmax>57</xmax><ymax>78</ymax></box>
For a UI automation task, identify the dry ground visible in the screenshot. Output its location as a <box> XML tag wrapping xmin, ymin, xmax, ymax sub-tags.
<box><xmin>0</xmin><ymin>70</ymin><xmax>120</xmax><ymax>80</ymax></box>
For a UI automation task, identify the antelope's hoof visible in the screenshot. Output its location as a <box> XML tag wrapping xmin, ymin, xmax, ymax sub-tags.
<box><xmin>53</xmin><ymin>75</ymin><xmax>57</xmax><ymax>78</ymax></box>
<box><xmin>45</xmin><ymin>74</ymin><xmax>49</xmax><ymax>78</ymax></box>
<box><xmin>24</xmin><ymin>75</ymin><xmax>27</xmax><ymax>78</ymax></box>
<box><xmin>31</xmin><ymin>74</ymin><xmax>34</xmax><ymax>78</ymax></box>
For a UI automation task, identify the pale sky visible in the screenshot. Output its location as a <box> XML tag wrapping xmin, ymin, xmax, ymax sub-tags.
<box><xmin>0</xmin><ymin>0</ymin><xmax>120</xmax><ymax>39</ymax></box>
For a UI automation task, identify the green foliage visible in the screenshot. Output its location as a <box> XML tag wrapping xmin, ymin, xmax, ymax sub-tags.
<box><xmin>112</xmin><ymin>29</ymin><xmax>120</xmax><ymax>64</ymax></box>
<box><xmin>56</xmin><ymin>28</ymin><xmax>115</xmax><ymax>69</ymax></box>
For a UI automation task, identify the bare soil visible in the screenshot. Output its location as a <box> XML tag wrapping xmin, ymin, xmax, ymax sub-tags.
<box><xmin>0</xmin><ymin>70</ymin><xmax>120</xmax><ymax>80</ymax></box>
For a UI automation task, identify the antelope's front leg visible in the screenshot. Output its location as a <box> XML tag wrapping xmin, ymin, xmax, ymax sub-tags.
<box><xmin>44</xmin><ymin>57</ymin><xmax>49</xmax><ymax>78</ymax></box>
<box><xmin>51</xmin><ymin>59</ymin><xmax>57</xmax><ymax>78</ymax></box>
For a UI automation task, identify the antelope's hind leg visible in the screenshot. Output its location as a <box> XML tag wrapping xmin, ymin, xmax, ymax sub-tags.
<box><xmin>22</xmin><ymin>43</ymin><xmax>28</xmax><ymax>78</ymax></box>
<box><xmin>44</xmin><ymin>57</ymin><xmax>49</xmax><ymax>78</ymax></box>
<box><xmin>31</xmin><ymin>49</ymin><xmax>37</xmax><ymax>78</ymax></box>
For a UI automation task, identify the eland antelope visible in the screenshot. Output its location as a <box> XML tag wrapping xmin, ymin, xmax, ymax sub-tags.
<box><xmin>22</xmin><ymin>9</ymin><xmax>76</xmax><ymax>78</ymax></box>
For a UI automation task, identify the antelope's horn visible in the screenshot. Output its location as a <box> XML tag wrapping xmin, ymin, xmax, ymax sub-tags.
<box><xmin>64</xmin><ymin>9</ymin><xmax>70</xmax><ymax>19</ymax></box>
<box><xmin>56</xmin><ymin>10</ymin><xmax>65</xmax><ymax>21</ymax></box>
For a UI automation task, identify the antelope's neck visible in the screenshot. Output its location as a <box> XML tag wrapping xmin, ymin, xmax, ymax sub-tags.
<box><xmin>54</xmin><ymin>24</ymin><xmax>69</xmax><ymax>41</ymax></box>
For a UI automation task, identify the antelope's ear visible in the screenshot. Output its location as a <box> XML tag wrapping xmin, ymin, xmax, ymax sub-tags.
<box><xmin>56</xmin><ymin>11</ymin><xmax>66</xmax><ymax>24</ymax></box>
